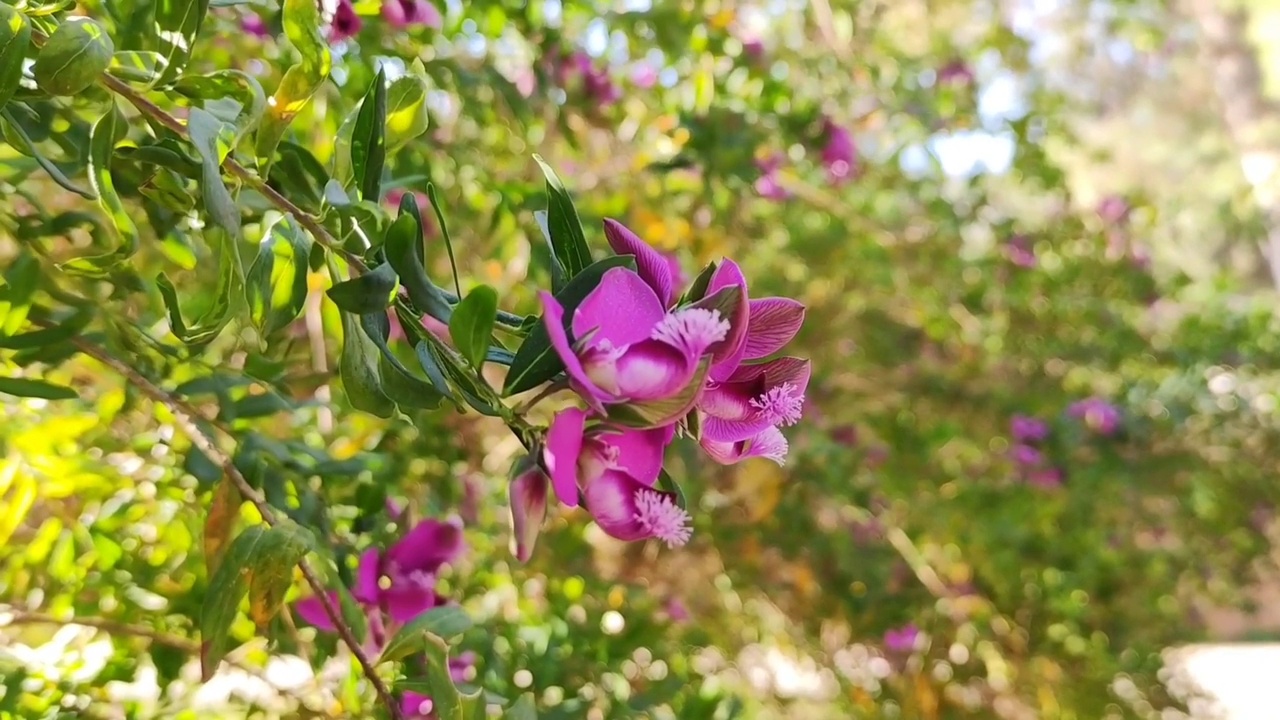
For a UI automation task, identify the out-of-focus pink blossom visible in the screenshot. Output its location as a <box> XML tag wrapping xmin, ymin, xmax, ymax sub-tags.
<box><xmin>936</xmin><ymin>59</ymin><xmax>974</xmax><ymax>85</ymax></box>
<box><xmin>330</xmin><ymin>0</ymin><xmax>361</xmax><ymax>43</ymax></box>
<box><xmin>741</xmin><ymin>37</ymin><xmax>765</xmax><ymax>62</ymax></box>
<box><xmin>1067</xmin><ymin>397</ymin><xmax>1122</xmax><ymax>436</ymax></box>
<box><xmin>1009</xmin><ymin>443</ymin><xmax>1043</xmax><ymax>467</ymax></box>
<box><xmin>1011</xmin><ymin>415</ymin><xmax>1049</xmax><ymax>443</ymax></box>
<box><xmin>631</xmin><ymin>63</ymin><xmax>659</xmax><ymax>89</ymax></box>
<box><xmin>242</xmin><ymin>12</ymin><xmax>270</xmax><ymax>38</ymax></box>
<box><xmin>1005</xmin><ymin>234</ymin><xmax>1036</xmax><ymax>268</ymax></box>
<box><xmin>754</xmin><ymin>154</ymin><xmax>790</xmax><ymax>200</ymax></box>
<box><xmin>382</xmin><ymin>0</ymin><xmax>442</xmax><ymax>28</ymax></box>
<box><xmin>1027</xmin><ymin>467</ymin><xmax>1064</xmax><ymax>489</ymax></box>
<box><xmin>884</xmin><ymin>624</ymin><xmax>920</xmax><ymax>653</ymax></box>
<box><xmin>820</xmin><ymin>118</ymin><xmax>858</xmax><ymax>185</ymax></box>
<box><xmin>1097</xmin><ymin>195</ymin><xmax>1131</xmax><ymax>225</ymax></box>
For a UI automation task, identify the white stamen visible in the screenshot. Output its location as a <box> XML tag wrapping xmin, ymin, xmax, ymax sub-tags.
<box><xmin>650</xmin><ymin>308</ymin><xmax>730</xmax><ymax>356</ymax></box>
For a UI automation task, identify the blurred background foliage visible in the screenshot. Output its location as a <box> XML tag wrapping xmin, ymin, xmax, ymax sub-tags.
<box><xmin>6</xmin><ymin>0</ymin><xmax>1280</xmax><ymax>717</ymax></box>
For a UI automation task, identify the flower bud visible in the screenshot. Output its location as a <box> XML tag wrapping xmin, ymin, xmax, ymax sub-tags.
<box><xmin>508</xmin><ymin>458</ymin><xmax>549</xmax><ymax>563</ymax></box>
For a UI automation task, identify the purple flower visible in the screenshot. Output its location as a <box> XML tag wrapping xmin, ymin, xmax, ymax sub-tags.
<box><xmin>560</xmin><ymin>51</ymin><xmax>620</xmax><ymax>105</ymax></box>
<box><xmin>330</xmin><ymin>0</ymin><xmax>361</xmax><ymax>43</ymax></box>
<box><xmin>1067</xmin><ymin>397</ymin><xmax>1122</xmax><ymax>436</ymax></box>
<box><xmin>1010</xmin><ymin>414</ymin><xmax>1049</xmax><ymax>443</ymax></box>
<box><xmin>631</xmin><ymin>63</ymin><xmax>659</xmax><ymax>89</ymax></box>
<box><xmin>884</xmin><ymin>624</ymin><xmax>920</xmax><ymax>653</ymax></box>
<box><xmin>1027</xmin><ymin>467</ymin><xmax>1064</xmax><ymax>489</ymax></box>
<box><xmin>542</xmin><ymin>408</ymin><xmax>691</xmax><ymax>546</ymax></box>
<box><xmin>508</xmin><ymin>459</ymin><xmax>549</xmax><ymax>563</ymax></box>
<box><xmin>698</xmin><ymin>357</ymin><xmax>811</xmax><ymax>466</ymax></box>
<box><xmin>741</xmin><ymin>37</ymin><xmax>765</xmax><ymax>61</ymax></box>
<box><xmin>1005</xmin><ymin>234</ymin><xmax>1036</xmax><ymax>268</ymax></box>
<box><xmin>1009</xmin><ymin>443</ymin><xmax>1043</xmax><ymax>467</ymax></box>
<box><xmin>820</xmin><ymin>118</ymin><xmax>857</xmax><ymax>185</ymax></box>
<box><xmin>294</xmin><ymin>518</ymin><xmax>465</xmax><ymax>629</ymax></box>
<box><xmin>401</xmin><ymin>654</ymin><xmax>473</xmax><ymax>718</ymax></box>
<box><xmin>242</xmin><ymin>13</ymin><xmax>270</xmax><ymax>38</ymax></box>
<box><xmin>381</xmin><ymin>0</ymin><xmax>442</xmax><ymax>28</ymax></box>
<box><xmin>754</xmin><ymin>154</ymin><xmax>790</xmax><ymax>200</ymax></box>
<box><xmin>1097</xmin><ymin>195</ymin><xmax>1131</xmax><ymax>225</ymax></box>
<box><xmin>539</xmin><ymin>265</ymin><xmax>732</xmax><ymax>416</ymax></box>
<box><xmin>936</xmin><ymin>59</ymin><xmax>973</xmax><ymax>85</ymax></box>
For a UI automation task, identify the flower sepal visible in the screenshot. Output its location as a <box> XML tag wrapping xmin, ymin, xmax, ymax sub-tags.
<box><xmin>602</xmin><ymin>356</ymin><xmax>713</xmax><ymax>429</ymax></box>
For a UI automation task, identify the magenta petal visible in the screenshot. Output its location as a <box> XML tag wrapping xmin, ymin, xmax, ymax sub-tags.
<box><xmin>294</xmin><ymin>594</ymin><xmax>340</xmax><ymax>632</ymax></box>
<box><xmin>383</xmin><ymin>586</ymin><xmax>441</xmax><ymax>623</ymax></box>
<box><xmin>387</xmin><ymin>518</ymin><xmax>466</xmax><ymax>575</ymax></box>
<box><xmin>603</xmin><ymin>219</ymin><xmax>675</xmax><ymax>307</ymax></box>
<box><xmin>700</xmin><ymin>426</ymin><xmax>789</xmax><ymax>466</ymax></box>
<box><xmin>402</xmin><ymin>691</ymin><xmax>434</xmax><ymax>718</ymax></box>
<box><xmin>700</xmin><ymin>383</ymin><xmax>774</xmax><ymax>444</ymax></box>
<box><xmin>728</xmin><ymin>356</ymin><xmax>811</xmax><ymax>392</ymax></box>
<box><xmin>596</xmin><ymin>426</ymin><xmax>671</xmax><ymax>484</ymax></box>
<box><xmin>743</xmin><ymin>298</ymin><xmax>805</xmax><ymax>360</ymax></box>
<box><xmin>415</xmin><ymin>0</ymin><xmax>442</xmax><ymax>27</ymax></box>
<box><xmin>354</xmin><ymin>549</ymin><xmax>382</xmax><ymax>605</ymax></box>
<box><xmin>613</xmin><ymin>339</ymin><xmax>696</xmax><ymax>400</ymax></box>
<box><xmin>706</xmin><ymin>260</ymin><xmax>751</xmax><ymax>381</ymax></box>
<box><xmin>582</xmin><ymin>470</ymin><xmax>654</xmax><ymax>541</ymax></box>
<box><xmin>538</xmin><ymin>292</ymin><xmax>610</xmax><ymax>409</ymax></box>
<box><xmin>571</xmin><ymin>268</ymin><xmax>665</xmax><ymax>347</ymax></box>
<box><xmin>544</xmin><ymin>408</ymin><xmax>587</xmax><ymax>507</ymax></box>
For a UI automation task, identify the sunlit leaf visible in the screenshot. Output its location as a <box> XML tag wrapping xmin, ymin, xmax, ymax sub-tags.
<box><xmin>377</xmin><ymin>606</ymin><xmax>472</xmax><ymax>665</ymax></box>
<box><xmin>0</xmin><ymin>5</ymin><xmax>32</xmax><ymax>111</ymax></box>
<box><xmin>187</xmin><ymin>107</ymin><xmax>242</xmax><ymax>239</ymax></box>
<box><xmin>0</xmin><ymin>108</ymin><xmax>94</xmax><ymax>199</ymax></box>
<box><xmin>204</xmin><ymin>477</ymin><xmax>240</xmax><ymax>578</ymax></box>
<box><xmin>385</xmin><ymin>62</ymin><xmax>430</xmax><ymax>150</ymax></box>
<box><xmin>351</xmin><ymin>67</ymin><xmax>387</xmax><ymax>202</ymax></box>
<box><xmin>245</xmin><ymin>214</ymin><xmax>312</xmax><ymax>336</ymax></box>
<box><xmin>449</xmin><ymin>285</ymin><xmax>498</xmax><ymax>369</ymax></box>
<box><xmin>254</xmin><ymin>0</ymin><xmax>331</xmax><ymax>168</ymax></box>
<box><xmin>152</xmin><ymin>0</ymin><xmax>211</xmax><ymax>86</ymax></box>
<box><xmin>58</xmin><ymin>101</ymin><xmax>138</xmax><ymax>275</ymax></box>
<box><xmin>532</xmin><ymin>155</ymin><xmax>592</xmax><ymax>278</ymax></box>
<box><xmin>32</xmin><ymin>17</ymin><xmax>113</xmax><ymax>96</ymax></box>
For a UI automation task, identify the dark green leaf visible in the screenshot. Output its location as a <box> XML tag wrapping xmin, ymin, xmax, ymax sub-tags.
<box><xmin>377</xmin><ymin>606</ymin><xmax>472</xmax><ymax>665</ymax></box>
<box><xmin>502</xmin><ymin>255</ymin><xmax>635</xmax><ymax>396</ymax></box>
<box><xmin>200</xmin><ymin>521</ymin><xmax>315</xmax><ymax>680</ymax></box>
<box><xmin>532</xmin><ymin>155</ymin><xmax>592</xmax><ymax>277</ymax></box>
<box><xmin>0</xmin><ymin>5</ymin><xmax>32</xmax><ymax>111</ymax></box>
<box><xmin>174</xmin><ymin>70</ymin><xmax>266</xmax><ymax>139</ymax></box>
<box><xmin>32</xmin><ymin>17</ymin><xmax>113</xmax><ymax>96</ymax></box>
<box><xmin>359</xmin><ymin>310</ymin><xmax>446</xmax><ymax>411</ymax></box>
<box><xmin>0</xmin><ymin>251</ymin><xmax>40</xmax><ymax>336</ymax></box>
<box><xmin>449</xmin><ymin>285</ymin><xmax>498</xmax><ymax>368</ymax></box>
<box><xmin>534</xmin><ymin>210</ymin><xmax>567</xmax><ymax>293</ymax></box>
<box><xmin>188</xmin><ymin>107</ymin><xmax>242</xmax><ymax>239</ymax></box>
<box><xmin>245</xmin><ymin>214</ymin><xmax>312</xmax><ymax>336</ymax></box>
<box><xmin>108</xmin><ymin>50</ymin><xmax>167</xmax><ymax>84</ymax></box>
<box><xmin>0</xmin><ymin>376</ymin><xmax>77</xmax><ymax>400</ymax></box>
<box><xmin>425</xmin><ymin>183</ymin><xmax>462</xmax><ymax>297</ymax></box>
<box><xmin>0</xmin><ymin>108</ymin><xmax>94</xmax><ymax>199</ymax></box>
<box><xmin>58</xmin><ymin>101</ymin><xmax>139</xmax><ymax>275</ymax></box>
<box><xmin>421</xmin><ymin>634</ymin><xmax>476</xmax><ymax>720</ymax></box>
<box><xmin>384</xmin><ymin>209</ymin><xmax>452</xmax><ymax>323</ymax></box>
<box><xmin>339</xmin><ymin>309</ymin><xmax>394</xmax><ymax>418</ymax></box>
<box><xmin>0</xmin><ymin>309</ymin><xmax>92</xmax><ymax>350</ymax></box>
<box><xmin>254</xmin><ymin>0</ymin><xmax>331</xmax><ymax>167</ymax></box>
<box><xmin>155</xmin><ymin>232</ymin><xmax>238</xmax><ymax>347</ymax></box>
<box><xmin>656</xmin><ymin>469</ymin><xmax>687</xmax><ymax>510</ymax></box>
<box><xmin>327</xmin><ymin>263</ymin><xmax>398</xmax><ymax>315</ymax></box>
<box><xmin>152</xmin><ymin>0</ymin><xmax>210</xmax><ymax>86</ymax></box>
<box><xmin>351</xmin><ymin>68</ymin><xmax>387</xmax><ymax>202</ymax></box>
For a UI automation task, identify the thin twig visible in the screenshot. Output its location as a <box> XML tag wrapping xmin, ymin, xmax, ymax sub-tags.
<box><xmin>63</xmin><ymin>334</ymin><xmax>403</xmax><ymax>720</ymax></box>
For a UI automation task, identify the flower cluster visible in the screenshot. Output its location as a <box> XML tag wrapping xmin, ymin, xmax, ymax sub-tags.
<box><xmin>244</xmin><ymin>0</ymin><xmax>442</xmax><ymax>43</ymax></box>
<box><xmin>294</xmin><ymin>517</ymin><xmax>471</xmax><ymax>719</ymax></box>
<box><xmin>514</xmin><ymin>219</ymin><xmax>808</xmax><ymax>551</ymax></box>
<box><xmin>553</xmin><ymin>50</ymin><xmax>621</xmax><ymax>106</ymax></box>
<box><xmin>1009</xmin><ymin>414</ymin><xmax>1063</xmax><ymax>488</ymax></box>
<box><xmin>754</xmin><ymin>116</ymin><xmax>858</xmax><ymax>199</ymax></box>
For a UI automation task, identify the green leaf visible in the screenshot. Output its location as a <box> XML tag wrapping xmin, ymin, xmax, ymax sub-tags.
<box><xmin>655</xmin><ymin>468</ymin><xmax>687</xmax><ymax>510</ymax></box>
<box><xmin>0</xmin><ymin>308</ymin><xmax>92</xmax><ymax>350</ymax></box>
<box><xmin>0</xmin><ymin>108</ymin><xmax>94</xmax><ymax>199</ymax></box>
<box><xmin>108</xmin><ymin>50</ymin><xmax>167</xmax><ymax>84</ymax></box>
<box><xmin>339</xmin><ymin>309</ymin><xmax>395</xmax><ymax>418</ymax></box>
<box><xmin>502</xmin><ymin>255</ymin><xmax>636</xmax><ymax>396</ymax></box>
<box><xmin>533</xmin><ymin>210</ymin><xmax>566</xmax><ymax>293</ymax></box>
<box><xmin>359</xmin><ymin>310</ymin><xmax>446</xmax><ymax>411</ymax></box>
<box><xmin>377</xmin><ymin>605</ymin><xmax>472</xmax><ymax>665</ymax></box>
<box><xmin>0</xmin><ymin>376</ymin><xmax>77</xmax><ymax>400</ymax></box>
<box><xmin>351</xmin><ymin>67</ymin><xmax>387</xmax><ymax>202</ymax></box>
<box><xmin>532</xmin><ymin>155</ymin><xmax>592</xmax><ymax>277</ymax></box>
<box><xmin>0</xmin><ymin>5</ymin><xmax>32</xmax><ymax>111</ymax></box>
<box><xmin>152</xmin><ymin>0</ymin><xmax>210</xmax><ymax>86</ymax></box>
<box><xmin>327</xmin><ymin>262</ymin><xmax>398</xmax><ymax>315</ymax></box>
<box><xmin>384</xmin><ymin>205</ymin><xmax>452</xmax><ymax>322</ymax></box>
<box><xmin>385</xmin><ymin>63</ymin><xmax>430</xmax><ymax>150</ymax></box>
<box><xmin>174</xmin><ymin>70</ymin><xmax>267</xmax><ymax>140</ymax></box>
<box><xmin>254</xmin><ymin>0</ymin><xmax>331</xmax><ymax>168</ymax></box>
<box><xmin>506</xmin><ymin>694</ymin><xmax>538</xmax><ymax>720</ymax></box>
<box><xmin>200</xmin><ymin>521</ymin><xmax>316</xmax><ymax>680</ymax></box>
<box><xmin>420</xmin><ymin>634</ymin><xmax>475</xmax><ymax>720</ymax></box>
<box><xmin>425</xmin><ymin>183</ymin><xmax>462</xmax><ymax>297</ymax></box>
<box><xmin>58</xmin><ymin>101</ymin><xmax>139</xmax><ymax>275</ymax></box>
<box><xmin>449</xmin><ymin>285</ymin><xmax>498</xmax><ymax>369</ymax></box>
<box><xmin>245</xmin><ymin>214</ymin><xmax>312</xmax><ymax>336</ymax></box>
<box><xmin>32</xmin><ymin>17</ymin><xmax>113</xmax><ymax>96</ymax></box>
<box><xmin>204</xmin><ymin>476</ymin><xmax>240</xmax><ymax>578</ymax></box>
<box><xmin>155</xmin><ymin>233</ymin><xmax>238</xmax><ymax>347</ymax></box>
<box><xmin>0</xmin><ymin>251</ymin><xmax>40</xmax><ymax>336</ymax></box>
<box><xmin>188</xmin><ymin>107</ymin><xmax>242</xmax><ymax>239</ymax></box>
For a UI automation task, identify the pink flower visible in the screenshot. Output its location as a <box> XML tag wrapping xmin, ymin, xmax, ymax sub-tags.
<box><xmin>294</xmin><ymin>518</ymin><xmax>465</xmax><ymax>629</ymax></box>
<box><xmin>1097</xmin><ymin>195</ymin><xmax>1131</xmax><ymax>225</ymax></box>
<box><xmin>632</xmin><ymin>63</ymin><xmax>659</xmax><ymax>89</ymax></box>
<box><xmin>539</xmin><ymin>265</ymin><xmax>732</xmax><ymax>416</ymax></box>
<box><xmin>1009</xmin><ymin>443</ymin><xmax>1043</xmax><ymax>467</ymax></box>
<box><xmin>1027</xmin><ymin>467</ymin><xmax>1064</xmax><ymax>489</ymax></box>
<box><xmin>936</xmin><ymin>59</ymin><xmax>974</xmax><ymax>85</ymax></box>
<box><xmin>330</xmin><ymin>0</ymin><xmax>361</xmax><ymax>43</ymax></box>
<box><xmin>1010</xmin><ymin>415</ymin><xmax>1049</xmax><ymax>443</ymax></box>
<box><xmin>242</xmin><ymin>13</ymin><xmax>270</xmax><ymax>38</ymax></box>
<box><xmin>884</xmin><ymin>624</ymin><xmax>920</xmax><ymax>653</ymax></box>
<box><xmin>820</xmin><ymin>118</ymin><xmax>857</xmax><ymax>185</ymax></box>
<box><xmin>741</xmin><ymin>38</ymin><xmax>765</xmax><ymax>62</ymax></box>
<box><xmin>754</xmin><ymin>154</ymin><xmax>790</xmax><ymax>200</ymax></box>
<box><xmin>381</xmin><ymin>0</ymin><xmax>442</xmax><ymax>28</ymax></box>
<box><xmin>542</xmin><ymin>408</ymin><xmax>691</xmax><ymax>546</ymax></box>
<box><xmin>401</xmin><ymin>654</ymin><xmax>474</xmax><ymax>718</ymax></box>
<box><xmin>1005</xmin><ymin>233</ymin><xmax>1036</xmax><ymax>268</ymax></box>
<box><xmin>1067</xmin><ymin>396</ymin><xmax>1122</xmax><ymax>436</ymax></box>
<box><xmin>508</xmin><ymin>459</ymin><xmax>549</xmax><ymax>562</ymax></box>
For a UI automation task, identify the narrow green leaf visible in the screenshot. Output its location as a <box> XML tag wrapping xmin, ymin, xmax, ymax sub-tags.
<box><xmin>425</xmin><ymin>183</ymin><xmax>461</xmax><ymax>298</ymax></box>
<box><xmin>0</xmin><ymin>5</ymin><xmax>32</xmax><ymax>111</ymax></box>
<box><xmin>327</xmin><ymin>263</ymin><xmax>398</xmax><ymax>315</ymax></box>
<box><xmin>385</xmin><ymin>64</ymin><xmax>430</xmax><ymax>150</ymax></box>
<box><xmin>152</xmin><ymin>0</ymin><xmax>211</xmax><ymax>86</ymax></box>
<box><xmin>108</xmin><ymin>50</ymin><xmax>168</xmax><ymax>84</ymax></box>
<box><xmin>502</xmin><ymin>255</ymin><xmax>635</xmax><ymax>396</ymax></box>
<box><xmin>421</xmin><ymin>634</ymin><xmax>472</xmax><ymax>720</ymax></box>
<box><xmin>384</xmin><ymin>208</ymin><xmax>452</xmax><ymax>323</ymax></box>
<box><xmin>155</xmin><ymin>233</ymin><xmax>238</xmax><ymax>347</ymax></box>
<box><xmin>533</xmin><ymin>210</ymin><xmax>567</xmax><ymax>293</ymax></box>
<box><xmin>188</xmin><ymin>107</ymin><xmax>242</xmax><ymax>239</ymax></box>
<box><xmin>655</xmin><ymin>468</ymin><xmax>687</xmax><ymax>510</ymax></box>
<box><xmin>359</xmin><ymin>311</ymin><xmax>445</xmax><ymax>411</ymax></box>
<box><xmin>0</xmin><ymin>251</ymin><xmax>40</xmax><ymax>336</ymax></box>
<box><xmin>532</xmin><ymin>155</ymin><xmax>592</xmax><ymax>277</ymax></box>
<box><xmin>449</xmin><ymin>285</ymin><xmax>498</xmax><ymax>369</ymax></box>
<box><xmin>351</xmin><ymin>67</ymin><xmax>387</xmax><ymax>202</ymax></box>
<box><xmin>339</xmin><ymin>309</ymin><xmax>394</xmax><ymax>418</ymax></box>
<box><xmin>200</xmin><ymin>522</ymin><xmax>316</xmax><ymax>680</ymax></box>
<box><xmin>245</xmin><ymin>214</ymin><xmax>312</xmax><ymax>336</ymax></box>
<box><xmin>254</xmin><ymin>0</ymin><xmax>331</xmax><ymax>168</ymax></box>
<box><xmin>0</xmin><ymin>309</ymin><xmax>92</xmax><ymax>350</ymax></box>
<box><xmin>377</xmin><ymin>606</ymin><xmax>472</xmax><ymax>665</ymax></box>
<box><xmin>0</xmin><ymin>376</ymin><xmax>77</xmax><ymax>400</ymax></box>
<box><xmin>31</xmin><ymin>17</ymin><xmax>113</xmax><ymax>96</ymax></box>
<box><xmin>174</xmin><ymin>70</ymin><xmax>267</xmax><ymax>140</ymax></box>
<box><xmin>58</xmin><ymin>101</ymin><xmax>139</xmax><ymax>274</ymax></box>
<box><xmin>0</xmin><ymin>108</ymin><xmax>94</xmax><ymax>199</ymax></box>
<box><xmin>506</xmin><ymin>694</ymin><xmax>538</xmax><ymax>720</ymax></box>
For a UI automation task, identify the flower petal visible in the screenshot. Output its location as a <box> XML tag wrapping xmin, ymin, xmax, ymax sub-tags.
<box><xmin>603</xmin><ymin>219</ymin><xmax>676</xmax><ymax>307</ymax></box>
<box><xmin>571</xmin><ymin>268</ymin><xmax>666</xmax><ymax>347</ymax></box>
<box><xmin>293</xmin><ymin>593</ymin><xmax>340</xmax><ymax>632</ymax></box>
<box><xmin>728</xmin><ymin>356</ymin><xmax>811</xmax><ymax>392</ymax></box>
<box><xmin>387</xmin><ymin>518</ymin><xmax>466</xmax><ymax>576</ymax></box>
<box><xmin>508</xmin><ymin>465</ymin><xmax>549</xmax><ymax>562</ymax></box>
<box><xmin>700</xmin><ymin>426</ymin><xmax>789</xmax><ymax>466</ymax></box>
<box><xmin>581</xmin><ymin>470</ymin><xmax>651</xmax><ymax>541</ymax></box>
<box><xmin>402</xmin><ymin>691</ymin><xmax>434</xmax><ymax>718</ymax></box>
<box><xmin>595</xmin><ymin>425</ymin><xmax>671</xmax><ymax>485</ymax></box>
<box><xmin>354</xmin><ymin>549</ymin><xmax>382</xmax><ymax>606</ymax></box>
<box><xmin>383</xmin><ymin>585</ymin><xmax>442</xmax><ymax>623</ymax></box>
<box><xmin>743</xmin><ymin>298</ymin><xmax>805</xmax><ymax>359</ymax></box>
<box><xmin>706</xmin><ymin>260</ymin><xmax>751</xmax><ymax>381</ymax></box>
<box><xmin>538</xmin><ymin>292</ymin><xmax>611</xmax><ymax>410</ymax></box>
<box><xmin>614</xmin><ymin>339</ymin><xmax>697</xmax><ymax>400</ymax></box>
<box><xmin>544</xmin><ymin>408</ymin><xmax>587</xmax><ymax>507</ymax></box>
